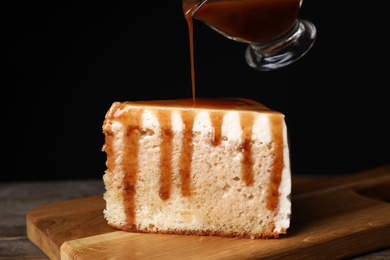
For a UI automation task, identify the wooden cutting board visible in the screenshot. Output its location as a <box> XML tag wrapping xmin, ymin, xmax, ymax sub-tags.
<box><xmin>27</xmin><ymin>165</ymin><xmax>390</xmax><ymax>260</ymax></box>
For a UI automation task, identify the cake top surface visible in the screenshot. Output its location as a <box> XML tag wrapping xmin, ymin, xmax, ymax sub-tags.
<box><xmin>110</xmin><ymin>98</ymin><xmax>280</xmax><ymax>113</ymax></box>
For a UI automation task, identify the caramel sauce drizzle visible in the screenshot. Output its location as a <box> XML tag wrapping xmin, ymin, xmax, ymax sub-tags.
<box><xmin>210</xmin><ymin>111</ymin><xmax>224</xmax><ymax>146</ymax></box>
<box><xmin>122</xmin><ymin>110</ymin><xmax>143</xmax><ymax>228</ymax></box>
<box><xmin>240</xmin><ymin>113</ymin><xmax>255</xmax><ymax>186</ymax></box>
<box><xmin>179</xmin><ymin>110</ymin><xmax>196</xmax><ymax>197</ymax></box>
<box><xmin>267</xmin><ymin>115</ymin><xmax>284</xmax><ymax>211</ymax></box>
<box><xmin>103</xmin><ymin>131</ymin><xmax>115</xmax><ymax>171</ymax></box>
<box><xmin>183</xmin><ymin>1</ymin><xmax>199</xmax><ymax>101</ymax></box>
<box><xmin>123</xmin><ymin>124</ymin><xmax>141</xmax><ymax>228</ymax></box>
<box><xmin>104</xmin><ymin>105</ymin><xmax>143</xmax><ymax>228</ymax></box>
<box><xmin>158</xmin><ymin>109</ymin><xmax>174</xmax><ymax>200</ymax></box>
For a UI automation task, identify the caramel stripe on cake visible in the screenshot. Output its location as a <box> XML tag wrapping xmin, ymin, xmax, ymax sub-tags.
<box><xmin>103</xmin><ymin>131</ymin><xmax>115</xmax><ymax>171</ymax></box>
<box><xmin>180</xmin><ymin>110</ymin><xmax>196</xmax><ymax>197</ymax></box>
<box><xmin>121</xmin><ymin>108</ymin><xmax>143</xmax><ymax>229</ymax></box>
<box><xmin>240</xmin><ymin>113</ymin><xmax>255</xmax><ymax>186</ymax></box>
<box><xmin>158</xmin><ymin>109</ymin><xmax>174</xmax><ymax>200</ymax></box>
<box><xmin>210</xmin><ymin>111</ymin><xmax>225</xmax><ymax>146</ymax></box>
<box><xmin>267</xmin><ymin>115</ymin><xmax>284</xmax><ymax>211</ymax></box>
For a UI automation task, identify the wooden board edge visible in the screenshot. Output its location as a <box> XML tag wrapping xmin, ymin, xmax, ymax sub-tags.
<box><xmin>57</xmin><ymin>217</ymin><xmax>390</xmax><ymax>260</ymax></box>
<box><xmin>26</xmin><ymin>195</ymin><xmax>108</xmax><ymax>260</ymax></box>
<box><xmin>60</xmin><ymin>240</ymin><xmax>80</xmax><ymax>260</ymax></box>
<box><xmin>59</xmin><ymin>232</ymin><xmax>120</xmax><ymax>260</ymax></box>
<box><xmin>26</xmin><ymin>211</ymin><xmax>61</xmax><ymax>260</ymax></box>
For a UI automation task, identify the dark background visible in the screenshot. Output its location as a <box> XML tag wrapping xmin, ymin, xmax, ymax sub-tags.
<box><xmin>8</xmin><ymin>1</ymin><xmax>389</xmax><ymax>181</ymax></box>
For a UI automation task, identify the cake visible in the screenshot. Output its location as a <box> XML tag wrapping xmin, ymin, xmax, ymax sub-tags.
<box><xmin>102</xmin><ymin>98</ymin><xmax>291</xmax><ymax>239</ymax></box>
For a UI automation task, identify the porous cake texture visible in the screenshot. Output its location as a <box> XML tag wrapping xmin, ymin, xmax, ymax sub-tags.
<box><xmin>102</xmin><ymin>98</ymin><xmax>291</xmax><ymax>239</ymax></box>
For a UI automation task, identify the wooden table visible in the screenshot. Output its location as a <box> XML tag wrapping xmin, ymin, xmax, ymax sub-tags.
<box><xmin>1</xmin><ymin>176</ymin><xmax>389</xmax><ymax>259</ymax></box>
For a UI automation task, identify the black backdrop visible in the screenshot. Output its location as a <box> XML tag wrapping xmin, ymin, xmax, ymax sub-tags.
<box><xmin>8</xmin><ymin>1</ymin><xmax>389</xmax><ymax>181</ymax></box>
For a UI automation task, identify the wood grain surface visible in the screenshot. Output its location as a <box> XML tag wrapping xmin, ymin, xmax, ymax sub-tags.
<box><xmin>26</xmin><ymin>165</ymin><xmax>390</xmax><ymax>260</ymax></box>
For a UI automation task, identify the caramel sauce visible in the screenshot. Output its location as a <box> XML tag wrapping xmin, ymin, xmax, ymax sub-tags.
<box><xmin>240</xmin><ymin>113</ymin><xmax>255</xmax><ymax>186</ymax></box>
<box><xmin>210</xmin><ymin>111</ymin><xmax>224</xmax><ymax>146</ymax></box>
<box><xmin>103</xmin><ymin>99</ymin><xmax>285</xmax><ymax>226</ymax></box>
<box><xmin>158</xmin><ymin>109</ymin><xmax>174</xmax><ymax>200</ymax></box>
<box><xmin>123</xmin><ymin>123</ymin><xmax>142</xmax><ymax>228</ymax></box>
<box><xmin>102</xmin><ymin>131</ymin><xmax>115</xmax><ymax>171</ymax></box>
<box><xmin>103</xmin><ymin>104</ymin><xmax>143</xmax><ymax>228</ymax></box>
<box><xmin>134</xmin><ymin>98</ymin><xmax>271</xmax><ymax>111</ymax></box>
<box><xmin>183</xmin><ymin>1</ymin><xmax>198</xmax><ymax>100</ymax></box>
<box><xmin>267</xmin><ymin>115</ymin><xmax>284</xmax><ymax>211</ymax></box>
<box><xmin>179</xmin><ymin>110</ymin><xmax>196</xmax><ymax>197</ymax></box>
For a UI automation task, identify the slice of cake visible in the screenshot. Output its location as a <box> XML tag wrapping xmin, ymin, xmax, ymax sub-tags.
<box><xmin>102</xmin><ymin>98</ymin><xmax>291</xmax><ymax>239</ymax></box>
